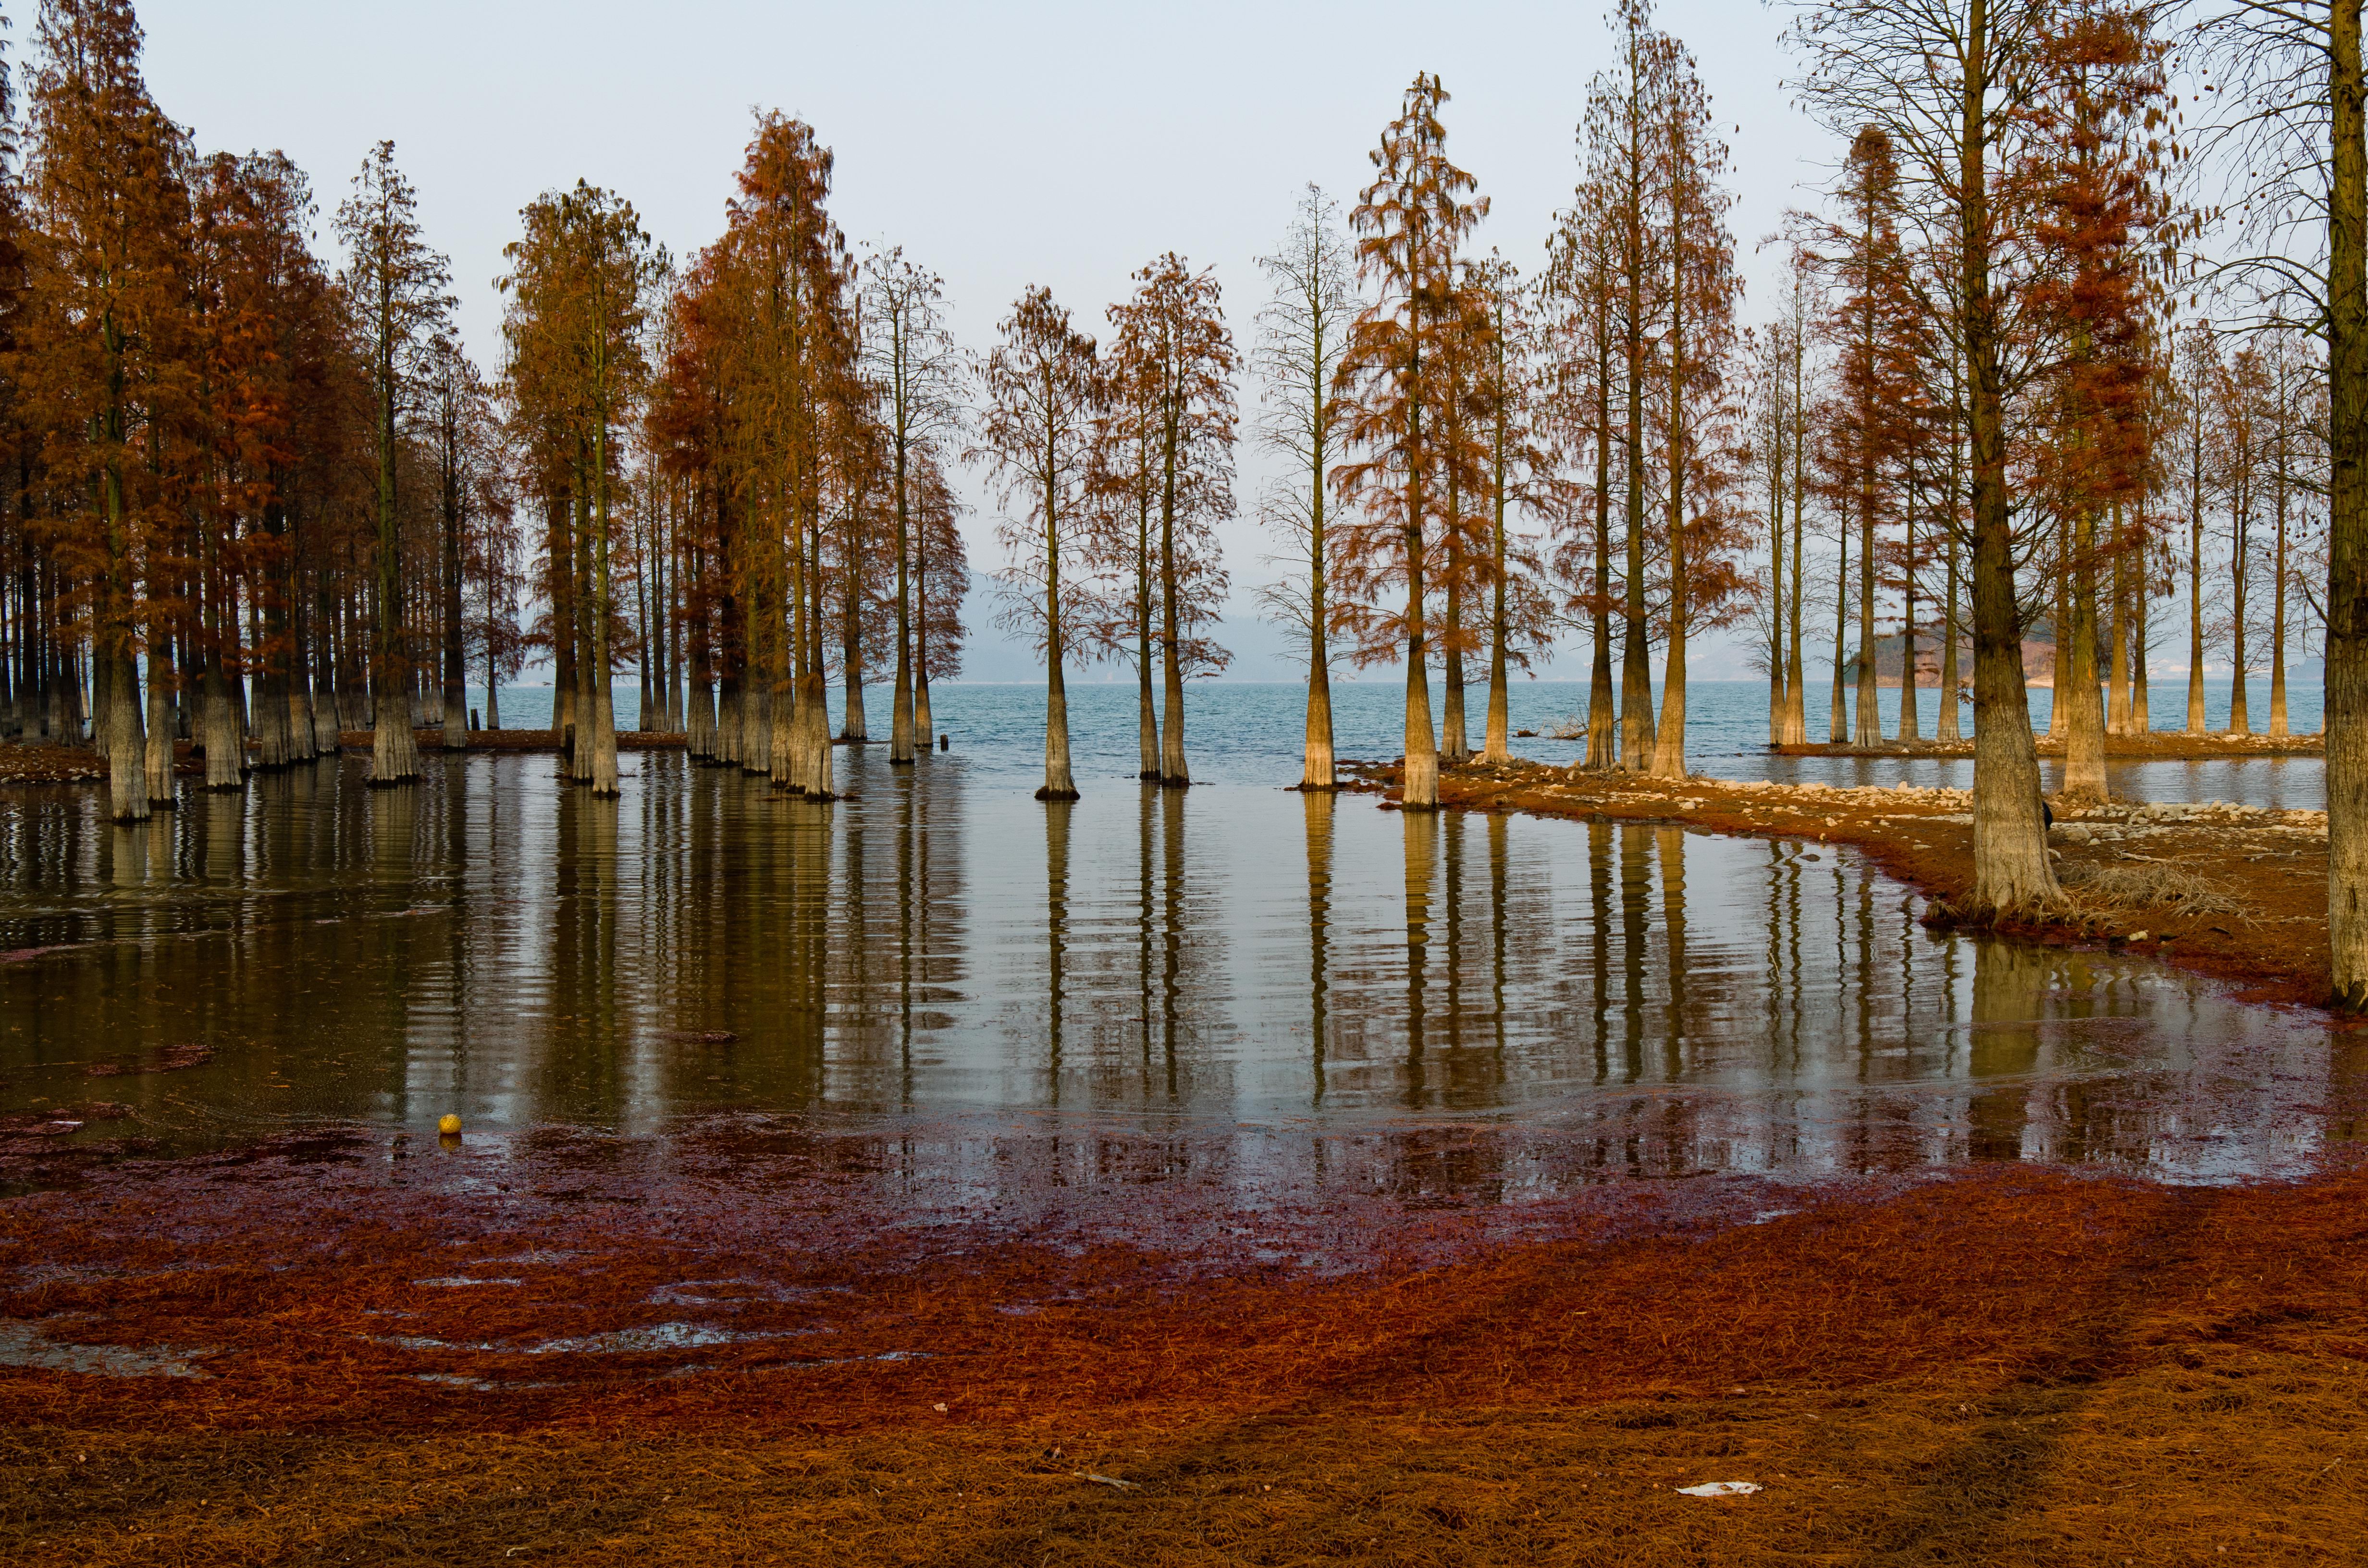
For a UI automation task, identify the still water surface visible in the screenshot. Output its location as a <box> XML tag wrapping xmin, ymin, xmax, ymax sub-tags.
<box><xmin>525</xmin><ymin>678</ymin><xmax>2331</xmax><ymax>808</ymax></box>
<box><xmin>1</xmin><ymin>736</ymin><xmax>2351</xmax><ymax>1187</ymax></box>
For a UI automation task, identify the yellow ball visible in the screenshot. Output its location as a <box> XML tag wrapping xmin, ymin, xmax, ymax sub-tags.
<box><xmin>437</xmin><ymin>1114</ymin><xmax>462</xmax><ymax>1136</ymax></box>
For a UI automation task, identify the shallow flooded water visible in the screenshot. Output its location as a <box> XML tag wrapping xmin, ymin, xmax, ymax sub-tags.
<box><xmin>1</xmin><ymin>745</ymin><xmax>2353</xmax><ymax>1188</ymax></box>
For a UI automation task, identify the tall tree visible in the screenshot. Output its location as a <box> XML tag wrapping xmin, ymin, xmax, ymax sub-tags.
<box><xmin>17</xmin><ymin>0</ymin><xmax>193</xmax><ymax>820</ymax></box>
<box><xmin>2201</xmin><ymin>0</ymin><xmax>2368</xmax><ymax>1000</ymax></box>
<box><xmin>1104</xmin><ymin>253</ymin><xmax>1235</xmax><ymax>787</ymax></box>
<box><xmin>1336</xmin><ymin>71</ymin><xmax>1487</xmax><ymax>810</ymax></box>
<box><xmin>500</xmin><ymin>180</ymin><xmax>652</xmax><ymax>796</ymax></box>
<box><xmin>419</xmin><ymin>332</ymin><xmax>483</xmax><ymax>753</ymax></box>
<box><xmin>977</xmin><ymin>285</ymin><xmax>1098</xmax><ymax>802</ymax></box>
<box><xmin>1470</xmin><ymin>257</ymin><xmax>1554</xmax><ymax>766</ymax></box>
<box><xmin>1575</xmin><ymin>2</ymin><xmax>1677</xmax><ymax>771</ymax></box>
<box><xmin>1790</xmin><ymin>0</ymin><xmax>2062</xmax><ymax>911</ymax></box>
<box><xmin>859</xmin><ymin>248</ymin><xmax>962</xmax><ymax>766</ymax></box>
<box><xmin>1646</xmin><ymin>31</ymin><xmax>1744</xmax><ymax>778</ymax></box>
<box><xmin>1256</xmin><ymin>185</ymin><xmax>1358</xmax><ymax>791</ymax></box>
<box><xmin>335</xmin><ymin>139</ymin><xmax>451</xmax><ymax>787</ymax></box>
<box><xmin>2025</xmin><ymin>0</ymin><xmax>2169</xmax><ymax>802</ymax></box>
<box><xmin>1810</xmin><ymin>124</ymin><xmax>1921</xmax><ymax>750</ymax></box>
<box><xmin>1546</xmin><ymin>176</ymin><xmax>1625</xmax><ymax>769</ymax></box>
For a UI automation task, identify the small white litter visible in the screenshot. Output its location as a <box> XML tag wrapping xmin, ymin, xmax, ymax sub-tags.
<box><xmin>1675</xmin><ymin>1481</ymin><xmax>1762</xmax><ymax>1498</ymax></box>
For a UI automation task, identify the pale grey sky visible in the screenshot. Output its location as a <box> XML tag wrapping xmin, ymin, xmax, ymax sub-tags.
<box><xmin>141</xmin><ymin>0</ymin><xmax>1830</xmax><ymax>680</ymax></box>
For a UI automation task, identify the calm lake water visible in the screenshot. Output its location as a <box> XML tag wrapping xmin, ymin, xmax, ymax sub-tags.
<box><xmin>1</xmin><ymin>712</ymin><xmax>2354</xmax><ymax>1188</ymax></box>
<box><xmin>507</xmin><ymin>677</ymin><xmax>2331</xmax><ymax>808</ymax></box>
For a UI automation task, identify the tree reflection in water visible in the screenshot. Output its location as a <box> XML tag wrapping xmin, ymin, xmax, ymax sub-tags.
<box><xmin>0</xmin><ymin>747</ymin><xmax>2348</xmax><ymax>1188</ymax></box>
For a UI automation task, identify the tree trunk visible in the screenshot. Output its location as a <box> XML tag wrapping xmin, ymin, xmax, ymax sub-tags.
<box><xmin>1619</xmin><ymin>429</ymin><xmax>1654</xmax><ymax>769</ymax></box>
<box><xmin>2230</xmin><ymin>573</ymin><xmax>2251</xmax><ymax>735</ymax></box>
<box><xmin>1586</xmin><ymin>341</ymin><xmax>1618</xmax><ymax>769</ymax></box>
<box><xmin>2272</xmin><ymin>483</ymin><xmax>2291</xmax><ymax>738</ymax></box>
<box><xmin>2329</xmin><ymin>0</ymin><xmax>2368</xmax><ymax>1004</ymax></box>
<box><xmin>202</xmin><ymin>656</ymin><xmax>242</xmax><ymax>791</ymax></box>
<box><xmin>1899</xmin><ymin>495</ymin><xmax>1921</xmax><ymax>742</ymax></box>
<box><xmin>1302</xmin><ymin>654</ymin><xmax>1336</xmax><ymax>790</ymax></box>
<box><xmin>1441</xmin><ymin>471</ymin><xmax>1468</xmax><ymax>769</ymax></box>
<box><xmin>1855</xmin><ymin>488</ymin><xmax>1880</xmax><ymax>746</ymax></box>
<box><xmin>442</xmin><ymin>470</ymin><xmax>467</xmax><ymax>755</ymax></box>
<box><xmin>1041</xmin><ymin>490</ymin><xmax>1079</xmax><ymax>799</ymax></box>
<box><xmin>145</xmin><ymin>634</ymin><xmax>177</xmax><ymax>808</ymax></box>
<box><xmin>890</xmin><ymin>449</ymin><xmax>916</xmax><ymax>763</ymax></box>
<box><xmin>1302</xmin><ymin>433</ymin><xmax>1336</xmax><ymax>790</ymax></box>
<box><xmin>1938</xmin><ymin>532</ymin><xmax>1962</xmax><ymax>743</ymax></box>
<box><xmin>1783</xmin><ymin>333</ymin><xmax>1810</xmax><ymax>746</ymax></box>
<box><xmin>843</xmin><ymin>662</ymin><xmax>868</xmax><ymax>743</ymax></box>
<box><xmin>1040</xmin><ymin>650</ymin><xmax>1078</xmax><ymax>801</ymax></box>
<box><xmin>2108</xmin><ymin>515</ymin><xmax>2133</xmax><ymax>736</ymax></box>
<box><xmin>1403</xmin><ymin>302</ymin><xmax>1439</xmax><ymax>808</ymax></box>
<box><xmin>802</xmin><ymin>668</ymin><xmax>834</xmax><ymax>799</ymax></box>
<box><xmin>1768</xmin><ymin>427</ymin><xmax>1786</xmax><ymax>747</ymax></box>
<box><xmin>2134</xmin><ymin>577</ymin><xmax>2150</xmax><ymax>732</ymax></box>
<box><xmin>1159</xmin><ymin>472</ymin><xmax>1189</xmax><ymax>789</ymax></box>
<box><xmin>1962</xmin><ymin>0</ymin><xmax>2057</xmax><ymax>911</ymax></box>
<box><xmin>1830</xmin><ymin>512</ymin><xmax>1850</xmax><ymax>742</ymax></box>
<box><xmin>105</xmin><ymin>645</ymin><xmax>149</xmax><ymax>823</ymax></box>
<box><xmin>1649</xmin><ymin>219</ymin><xmax>1690</xmax><ymax>781</ymax></box>
<box><xmin>1481</xmin><ymin>582</ymin><xmax>1511</xmax><ymax>766</ymax></box>
<box><xmin>2063</xmin><ymin>506</ymin><xmax>2108</xmax><ymax>803</ymax></box>
<box><xmin>586</xmin><ymin>562</ymin><xmax>619</xmax><ymax>797</ymax></box>
<box><xmin>718</xmin><ymin>674</ymin><xmax>744</xmax><ymax>768</ymax></box>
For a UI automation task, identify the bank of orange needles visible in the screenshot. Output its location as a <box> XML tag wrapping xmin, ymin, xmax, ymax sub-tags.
<box><xmin>1</xmin><ymin>1121</ymin><xmax>2364</xmax><ymax>1564</ymax></box>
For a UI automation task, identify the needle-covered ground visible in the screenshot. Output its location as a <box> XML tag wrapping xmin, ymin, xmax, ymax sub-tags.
<box><xmin>0</xmin><ymin>1126</ymin><xmax>2363</xmax><ymax>1565</ymax></box>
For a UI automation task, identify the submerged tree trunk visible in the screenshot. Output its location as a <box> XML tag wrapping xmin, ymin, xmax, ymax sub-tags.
<box><xmin>1136</xmin><ymin>640</ymin><xmax>1157</xmax><ymax>780</ymax></box>
<box><xmin>1041</xmin><ymin>492</ymin><xmax>1078</xmax><ymax>800</ymax></box>
<box><xmin>802</xmin><ymin>668</ymin><xmax>834</xmax><ymax>799</ymax></box>
<box><xmin>202</xmin><ymin>657</ymin><xmax>242</xmax><ymax>791</ymax></box>
<box><xmin>1041</xmin><ymin>654</ymin><xmax>1078</xmax><ymax>801</ymax></box>
<box><xmin>145</xmin><ymin>635</ymin><xmax>177</xmax><ymax>808</ymax></box>
<box><xmin>1302</xmin><ymin>437</ymin><xmax>1336</xmax><ymax>790</ymax></box>
<box><xmin>1159</xmin><ymin>519</ymin><xmax>1188</xmax><ymax>789</ymax></box>
<box><xmin>105</xmin><ymin>647</ymin><xmax>149</xmax><ymax>823</ymax></box>
<box><xmin>890</xmin><ymin>469</ymin><xmax>915</xmax><ymax>763</ymax></box>
<box><xmin>842</xmin><ymin>657</ymin><xmax>868</xmax><ymax>744</ymax></box>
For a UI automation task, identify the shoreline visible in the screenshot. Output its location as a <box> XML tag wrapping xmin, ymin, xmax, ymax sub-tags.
<box><xmin>1351</xmin><ymin>755</ymin><xmax>2339</xmax><ymax>1017</ymax></box>
<box><xmin>1768</xmin><ymin>732</ymin><xmax>2322</xmax><ymax>759</ymax></box>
